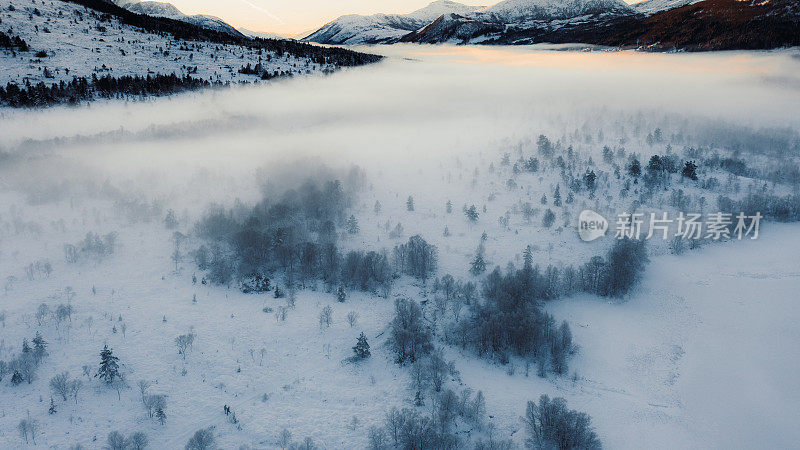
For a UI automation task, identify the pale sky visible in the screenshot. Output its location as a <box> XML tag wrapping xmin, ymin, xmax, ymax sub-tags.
<box><xmin>167</xmin><ymin>0</ymin><xmax>639</xmax><ymax>36</ymax></box>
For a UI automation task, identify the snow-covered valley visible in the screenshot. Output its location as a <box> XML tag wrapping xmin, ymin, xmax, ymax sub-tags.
<box><xmin>1</xmin><ymin>44</ymin><xmax>800</xmax><ymax>449</ymax></box>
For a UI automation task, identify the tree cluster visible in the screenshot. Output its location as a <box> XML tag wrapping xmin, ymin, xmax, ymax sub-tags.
<box><xmin>523</xmin><ymin>395</ymin><xmax>601</xmax><ymax>449</ymax></box>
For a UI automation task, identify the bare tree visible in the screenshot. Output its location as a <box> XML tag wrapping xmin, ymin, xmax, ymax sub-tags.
<box><xmin>50</xmin><ymin>371</ymin><xmax>71</xmax><ymax>401</ymax></box>
<box><xmin>318</xmin><ymin>306</ymin><xmax>332</xmax><ymax>329</ymax></box>
<box><xmin>185</xmin><ymin>427</ymin><xmax>215</xmax><ymax>450</ymax></box>
<box><xmin>69</xmin><ymin>379</ymin><xmax>83</xmax><ymax>404</ymax></box>
<box><xmin>106</xmin><ymin>431</ymin><xmax>127</xmax><ymax>450</ymax></box>
<box><xmin>347</xmin><ymin>311</ymin><xmax>359</xmax><ymax>328</ymax></box>
<box><xmin>137</xmin><ymin>380</ymin><xmax>151</xmax><ymax>404</ymax></box>
<box><xmin>278</xmin><ymin>429</ymin><xmax>292</xmax><ymax>449</ymax></box>
<box><xmin>175</xmin><ymin>333</ymin><xmax>196</xmax><ymax>359</ymax></box>
<box><xmin>127</xmin><ymin>431</ymin><xmax>149</xmax><ymax>450</ymax></box>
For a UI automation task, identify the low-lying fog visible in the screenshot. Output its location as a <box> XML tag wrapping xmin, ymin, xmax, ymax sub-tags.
<box><xmin>1</xmin><ymin>45</ymin><xmax>799</xmax><ymax>207</ymax></box>
<box><xmin>2</xmin><ymin>45</ymin><xmax>800</xmax><ymax>449</ymax></box>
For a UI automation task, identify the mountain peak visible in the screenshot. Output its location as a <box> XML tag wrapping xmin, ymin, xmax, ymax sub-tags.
<box><xmin>483</xmin><ymin>0</ymin><xmax>634</xmax><ymax>21</ymax></box>
<box><xmin>303</xmin><ymin>0</ymin><xmax>482</xmax><ymax>44</ymax></box>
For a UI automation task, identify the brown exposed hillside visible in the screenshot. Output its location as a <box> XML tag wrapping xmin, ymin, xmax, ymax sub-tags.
<box><xmin>402</xmin><ymin>0</ymin><xmax>800</xmax><ymax>50</ymax></box>
<box><xmin>602</xmin><ymin>0</ymin><xmax>800</xmax><ymax>50</ymax></box>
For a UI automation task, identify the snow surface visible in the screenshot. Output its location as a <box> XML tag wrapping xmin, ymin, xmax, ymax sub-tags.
<box><xmin>1</xmin><ymin>44</ymin><xmax>800</xmax><ymax>448</ymax></box>
<box><xmin>480</xmin><ymin>0</ymin><xmax>634</xmax><ymax>21</ymax></box>
<box><xmin>117</xmin><ymin>0</ymin><xmax>244</xmax><ymax>37</ymax></box>
<box><xmin>302</xmin><ymin>1</ymin><xmax>484</xmax><ymax>45</ymax></box>
<box><xmin>0</xmin><ymin>0</ymin><xmax>334</xmax><ymax>88</ymax></box>
<box><xmin>630</xmin><ymin>0</ymin><xmax>702</xmax><ymax>15</ymax></box>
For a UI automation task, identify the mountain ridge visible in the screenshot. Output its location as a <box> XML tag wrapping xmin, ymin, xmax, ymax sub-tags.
<box><xmin>402</xmin><ymin>0</ymin><xmax>800</xmax><ymax>49</ymax></box>
<box><xmin>302</xmin><ymin>0</ymin><xmax>484</xmax><ymax>45</ymax></box>
<box><xmin>113</xmin><ymin>0</ymin><xmax>245</xmax><ymax>37</ymax></box>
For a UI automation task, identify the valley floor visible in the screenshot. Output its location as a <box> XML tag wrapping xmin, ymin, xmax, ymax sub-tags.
<box><xmin>1</xmin><ymin>195</ymin><xmax>798</xmax><ymax>448</ymax></box>
<box><xmin>1</xmin><ymin>43</ymin><xmax>799</xmax><ymax>449</ymax></box>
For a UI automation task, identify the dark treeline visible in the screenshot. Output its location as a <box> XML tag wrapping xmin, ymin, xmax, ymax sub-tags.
<box><xmin>523</xmin><ymin>395</ymin><xmax>601</xmax><ymax>450</ymax></box>
<box><xmin>62</xmin><ymin>0</ymin><xmax>382</xmax><ymax>67</ymax></box>
<box><xmin>718</xmin><ymin>191</ymin><xmax>800</xmax><ymax>223</ymax></box>
<box><xmin>443</xmin><ymin>239</ymin><xmax>648</xmax><ymax>375</ymax></box>
<box><xmin>0</xmin><ymin>74</ymin><xmax>219</xmax><ymax>107</ymax></box>
<box><xmin>0</xmin><ymin>30</ymin><xmax>29</xmax><ymax>51</ymax></box>
<box><xmin>194</xmin><ymin>172</ymin><xmax>437</xmax><ymax>296</ymax></box>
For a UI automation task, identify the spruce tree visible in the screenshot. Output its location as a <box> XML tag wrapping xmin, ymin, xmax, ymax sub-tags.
<box><xmin>353</xmin><ymin>332</ymin><xmax>370</xmax><ymax>359</ymax></box>
<box><xmin>96</xmin><ymin>345</ymin><xmax>120</xmax><ymax>384</ymax></box>
<box><xmin>155</xmin><ymin>407</ymin><xmax>166</xmax><ymax>425</ymax></box>
<box><xmin>346</xmin><ymin>215</ymin><xmax>359</xmax><ymax>234</ymax></box>
<box><xmin>48</xmin><ymin>397</ymin><xmax>56</xmax><ymax>414</ymax></box>
<box><xmin>470</xmin><ymin>244</ymin><xmax>487</xmax><ymax>276</ymax></box>
<box><xmin>465</xmin><ymin>205</ymin><xmax>479</xmax><ymax>222</ymax></box>
<box><xmin>628</xmin><ymin>158</ymin><xmax>641</xmax><ymax>177</ymax></box>
<box><xmin>470</xmin><ymin>253</ymin><xmax>486</xmax><ymax>276</ymax></box>
<box><xmin>32</xmin><ymin>332</ymin><xmax>47</xmax><ymax>364</ymax></box>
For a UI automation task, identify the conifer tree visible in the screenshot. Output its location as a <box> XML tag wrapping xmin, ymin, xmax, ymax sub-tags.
<box><xmin>465</xmin><ymin>205</ymin><xmax>479</xmax><ymax>222</ymax></box>
<box><xmin>353</xmin><ymin>332</ymin><xmax>370</xmax><ymax>359</ymax></box>
<box><xmin>470</xmin><ymin>253</ymin><xmax>486</xmax><ymax>276</ymax></box>
<box><xmin>156</xmin><ymin>406</ymin><xmax>166</xmax><ymax>425</ymax></box>
<box><xmin>32</xmin><ymin>332</ymin><xmax>47</xmax><ymax>364</ymax></box>
<box><xmin>346</xmin><ymin>215</ymin><xmax>359</xmax><ymax>234</ymax></box>
<box><xmin>96</xmin><ymin>345</ymin><xmax>120</xmax><ymax>384</ymax></box>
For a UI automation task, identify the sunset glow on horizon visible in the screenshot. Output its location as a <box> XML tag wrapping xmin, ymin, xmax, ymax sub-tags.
<box><xmin>164</xmin><ymin>0</ymin><xmax>644</xmax><ymax>36</ymax></box>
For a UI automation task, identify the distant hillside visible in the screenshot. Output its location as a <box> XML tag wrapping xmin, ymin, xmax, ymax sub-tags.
<box><xmin>60</xmin><ymin>0</ymin><xmax>382</xmax><ymax>65</ymax></box>
<box><xmin>0</xmin><ymin>0</ymin><xmax>382</xmax><ymax>107</ymax></box>
<box><xmin>598</xmin><ymin>0</ymin><xmax>800</xmax><ymax>50</ymax></box>
<box><xmin>117</xmin><ymin>0</ymin><xmax>246</xmax><ymax>38</ymax></box>
<box><xmin>630</xmin><ymin>0</ymin><xmax>700</xmax><ymax>15</ymax></box>
<box><xmin>303</xmin><ymin>0</ymin><xmax>484</xmax><ymax>45</ymax></box>
<box><xmin>402</xmin><ymin>0</ymin><xmax>800</xmax><ymax>49</ymax></box>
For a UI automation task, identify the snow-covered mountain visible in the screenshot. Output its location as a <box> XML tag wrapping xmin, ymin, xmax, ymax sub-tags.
<box><xmin>480</xmin><ymin>0</ymin><xmax>634</xmax><ymax>21</ymax></box>
<box><xmin>630</xmin><ymin>0</ymin><xmax>701</xmax><ymax>15</ymax></box>
<box><xmin>402</xmin><ymin>0</ymin><xmax>634</xmax><ymax>44</ymax></box>
<box><xmin>307</xmin><ymin>0</ymin><xmax>635</xmax><ymax>45</ymax></box>
<box><xmin>238</xmin><ymin>28</ymin><xmax>293</xmax><ymax>40</ymax></box>
<box><xmin>303</xmin><ymin>0</ymin><xmax>484</xmax><ymax>44</ymax></box>
<box><xmin>115</xmin><ymin>0</ymin><xmax>245</xmax><ymax>37</ymax></box>
<box><xmin>0</xmin><ymin>0</ymin><xmax>380</xmax><ymax>104</ymax></box>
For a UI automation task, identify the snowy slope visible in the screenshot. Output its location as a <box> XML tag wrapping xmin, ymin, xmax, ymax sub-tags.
<box><xmin>481</xmin><ymin>0</ymin><xmax>634</xmax><ymax>21</ymax></box>
<box><xmin>119</xmin><ymin>1</ymin><xmax>245</xmax><ymax>37</ymax></box>
<box><xmin>303</xmin><ymin>0</ymin><xmax>484</xmax><ymax>44</ymax></box>
<box><xmin>316</xmin><ymin>0</ymin><xmax>635</xmax><ymax>45</ymax></box>
<box><xmin>630</xmin><ymin>0</ymin><xmax>702</xmax><ymax>15</ymax></box>
<box><xmin>238</xmin><ymin>28</ymin><xmax>291</xmax><ymax>40</ymax></box>
<box><xmin>0</xmin><ymin>0</ymin><xmax>341</xmax><ymax>89</ymax></box>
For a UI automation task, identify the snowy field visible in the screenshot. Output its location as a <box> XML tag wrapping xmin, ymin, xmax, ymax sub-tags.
<box><xmin>1</xmin><ymin>45</ymin><xmax>799</xmax><ymax>448</ymax></box>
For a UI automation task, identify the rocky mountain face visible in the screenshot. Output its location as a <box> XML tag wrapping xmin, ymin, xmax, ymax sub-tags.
<box><xmin>302</xmin><ymin>0</ymin><xmax>484</xmax><ymax>44</ymax></box>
